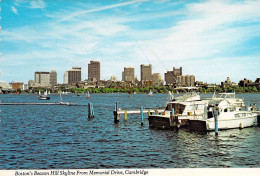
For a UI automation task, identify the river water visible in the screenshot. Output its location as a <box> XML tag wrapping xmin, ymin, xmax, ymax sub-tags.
<box><xmin>0</xmin><ymin>93</ymin><xmax>259</xmax><ymax>169</ymax></box>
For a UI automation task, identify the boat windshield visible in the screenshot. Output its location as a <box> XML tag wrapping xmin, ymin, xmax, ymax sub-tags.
<box><xmin>165</xmin><ymin>103</ymin><xmax>186</xmax><ymax>114</ymax></box>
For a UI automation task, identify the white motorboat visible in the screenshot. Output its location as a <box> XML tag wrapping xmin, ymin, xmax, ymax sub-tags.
<box><xmin>189</xmin><ymin>100</ymin><xmax>258</xmax><ymax>131</ymax></box>
<box><xmin>149</xmin><ymin>89</ymin><xmax>207</xmax><ymax>129</ymax></box>
<box><xmin>205</xmin><ymin>92</ymin><xmax>245</xmax><ymax>111</ymax></box>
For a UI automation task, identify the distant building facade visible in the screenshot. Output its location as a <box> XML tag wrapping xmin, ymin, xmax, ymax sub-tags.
<box><xmin>35</xmin><ymin>72</ymin><xmax>51</xmax><ymax>87</ymax></box>
<box><xmin>238</xmin><ymin>78</ymin><xmax>252</xmax><ymax>87</ymax></box>
<box><xmin>50</xmin><ymin>70</ymin><xmax>57</xmax><ymax>86</ymax></box>
<box><xmin>64</xmin><ymin>67</ymin><xmax>81</xmax><ymax>84</ymax></box>
<box><xmin>123</xmin><ymin>67</ymin><xmax>135</xmax><ymax>83</ymax></box>
<box><xmin>9</xmin><ymin>82</ymin><xmax>24</xmax><ymax>90</ymax></box>
<box><xmin>221</xmin><ymin>77</ymin><xmax>236</xmax><ymax>87</ymax></box>
<box><xmin>88</xmin><ymin>61</ymin><xmax>100</xmax><ymax>81</ymax></box>
<box><xmin>141</xmin><ymin>64</ymin><xmax>152</xmax><ymax>81</ymax></box>
<box><xmin>177</xmin><ymin>75</ymin><xmax>195</xmax><ymax>87</ymax></box>
<box><xmin>165</xmin><ymin>67</ymin><xmax>182</xmax><ymax>86</ymax></box>
<box><xmin>152</xmin><ymin>73</ymin><xmax>163</xmax><ymax>86</ymax></box>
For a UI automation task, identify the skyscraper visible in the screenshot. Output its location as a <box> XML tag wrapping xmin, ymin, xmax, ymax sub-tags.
<box><xmin>165</xmin><ymin>67</ymin><xmax>182</xmax><ymax>86</ymax></box>
<box><xmin>88</xmin><ymin>61</ymin><xmax>100</xmax><ymax>81</ymax></box>
<box><xmin>64</xmin><ymin>67</ymin><xmax>81</xmax><ymax>84</ymax></box>
<box><xmin>141</xmin><ymin>64</ymin><xmax>152</xmax><ymax>81</ymax></box>
<box><xmin>50</xmin><ymin>70</ymin><xmax>57</xmax><ymax>86</ymax></box>
<box><xmin>152</xmin><ymin>73</ymin><xmax>163</xmax><ymax>86</ymax></box>
<box><xmin>123</xmin><ymin>67</ymin><xmax>135</xmax><ymax>83</ymax></box>
<box><xmin>35</xmin><ymin>72</ymin><xmax>51</xmax><ymax>87</ymax></box>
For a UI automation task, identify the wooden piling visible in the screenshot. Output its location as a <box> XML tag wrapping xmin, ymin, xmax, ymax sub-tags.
<box><xmin>125</xmin><ymin>110</ymin><xmax>127</xmax><ymax>120</ymax></box>
<box><xmin>214</xmin><ymin>107</ymin><xmax>219</xmax><ymax>136</ymax></box>
<box><xmin>148</xmin><ymin>110</ymin><xmax>150</xmax><ymax>116</ymax></box>
<box><xmin>141</xmin><ymin>106</ymin><xmax>144</xmax><ymax>126</ymax></box>
<box><xmin>88</xmin><ymin>103</ymin><xmax>95</xmax><ymax>118</ymax></box>
<box><xmin>114</xmin><ymin>103</ymin><xmax>119</xmax><ymax>123</ymax></box>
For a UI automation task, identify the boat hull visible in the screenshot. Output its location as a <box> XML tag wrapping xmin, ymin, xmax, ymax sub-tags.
<box><xmin>38</xmin><ymin>96</ymin><xmax>50</xmax><ymax>100</ymax></box>
<box><xmin>148</xmin><ymin>116</ymin><xmax>171</xmax><ymax>129</ymax></box>
<box><xmin>189</xmin><ymin>116</ymin><xmax>258</xmax><ymax>132</ymax></box>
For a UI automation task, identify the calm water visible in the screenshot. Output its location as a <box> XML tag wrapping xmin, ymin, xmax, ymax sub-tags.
<box><xmin>0</xmin><ymin>93</ymin><xmax>259</xmax><ymax>169</ymax></box>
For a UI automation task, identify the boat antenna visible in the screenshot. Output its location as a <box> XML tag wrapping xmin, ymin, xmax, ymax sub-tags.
<box><xmin>136</xmin><ymin>41</ymin><xmax>157</xmax><ymax>73</ymax></box>
<box><xmin>142</xmin><ymin>40</ymin><xmax>178</xmax><ymax>87</ymax></box>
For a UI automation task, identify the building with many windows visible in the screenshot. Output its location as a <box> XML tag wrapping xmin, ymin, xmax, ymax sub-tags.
<box><xmin>122</xmin><ymin>67</ymin><xmax>135</xmax><ymax>83</ymax></box>
<box><xmin>152</xmin><ymin>73</ymin><xmax>163</xmax><ymax>86</ymax></box>
<box><xmin>88</xmin><ymin>61</ymin><xmax>100</xmax><ymax>81</ymax></box>
<box><xmin>35</xmin><ymin>72</ymin><xmax>51</xmax><ymax>87</ymax></box>
<box><xmin>165</xmin><ymin>67</ymin><xmax>182</xmax><ymax>86</ymax></box>
<box><xmin>177</xmin><ymin>75</ymin><xmax>195</xmax><ymax>87</ymax></box>
<box><xmin>64</xmin><ymin>67</ymin><xmax>81</xmax><ymax>84</ymax></box>
<box><xmin>50</xmin><ymin>70</ymin><xmax>57</xmax><ymax>86</ymax></box>
<box><xmin>141</xmin><ymin>64</ymin><xmax>152</xmax><ymax>81</ymax></box>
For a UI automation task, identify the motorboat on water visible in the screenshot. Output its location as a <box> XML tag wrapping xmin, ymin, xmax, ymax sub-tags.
<box><xmin>204</xmin><ymin>92</ymin><xmax>245</xmax><ymax>111</ymax></box>
<box><xmin>189</xmin><ymin>100</ymin><xmax>258</xmax><ymax>131</ymax></box>
<box><xmin>149</xmin><ymin>89</ymin><xmax>253</xmax><ymax>130</ymax></box>
<box><xmin>149</xmin><ymin>88</ymin><xmax>207</xmax><ymax>129</ymax></box>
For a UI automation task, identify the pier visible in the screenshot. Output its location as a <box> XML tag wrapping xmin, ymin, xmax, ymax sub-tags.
<box><xmin>113</xmin><ymin>103</ymin><xmax>164</xmax><ymax>123</ymax></box>
<box><xmin>0</xmin><ymin>102</ymin><xmax>77</xmax><ymax>106</ymax></box>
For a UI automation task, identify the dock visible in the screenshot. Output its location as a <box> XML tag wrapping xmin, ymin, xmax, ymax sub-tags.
<box><xmin>113</xmin><ymin>102</ymin><xmax>165</xmax><ymax>123</ymax></box>
<box><xmin>0</xmin><ymin>102</ymin><xmax>77</xmax><ymax>106</ymax></box>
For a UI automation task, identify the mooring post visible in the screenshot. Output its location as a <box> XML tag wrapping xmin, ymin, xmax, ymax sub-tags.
<box><xmin>125</xmin><ymin>110</ymin><xmax>127</xmax><ymax>120</ymax></box>
<box><xmin>114</xmin><ymin>102</ymin><xmax>119</xmax><ymax>123</ymax></box>
<box><xmin>88</xmin><ymin>103</ymin><xmax>94</xmax><ymax>118</ymax></box>
<box><xmin>141</xmin><ymin>106</ymin><xmax>144</xmax><ymax>126</ymax></box>
<box><xmin>148</xmin><ymin>109</ymin><xmax>150</xmax><ymax>116</ymax></box>
<box><xmin>214</xmin><ymin>106</ymin><xmax>219</xmax><ymax>136</ymax></box>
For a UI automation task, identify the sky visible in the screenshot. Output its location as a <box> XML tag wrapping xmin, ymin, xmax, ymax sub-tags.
<box><xmin>0</xmin><ymin>0</ymin><xmax>260</xmax><ymax>84</ymax></box>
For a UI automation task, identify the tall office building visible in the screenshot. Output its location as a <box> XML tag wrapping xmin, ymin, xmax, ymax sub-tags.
<box><xmin>177</xmin><ymin>75</ymin><xmax>195</xmax><ymax>87</ymax></box>
<box><xmin>88</xmin><ymin>61</ymin><xmax>100</xmax><ymax>81</ymax></box>
<box><xmin>123</xmin><ymin>67</ymin><xmax>135</xmax><ymax>83</ymax></box>
<box><xmin>141</xmin><ymin>64</ymin><xmax>152</xmax><ymax>81</ymax></box>
<box><xmin>50</xmin><ymin>70</ymin><xmax>57</xmax><ymax>86</ymax></box>
<box><xmin>35</xmin><ymin>72</ymin><xmax>51</xmax><ymax>87</ymax></box>
<box><xmin>64</xmin><ymin>67</ymin><xmax>81</xmax><ymax>84</ymax></box>
<box><xmin>152</xmin><ymin>73</ymin><xmax>163</xmax><ymax>86</ymax></box>
<box><xmin>165</xmin><ymin>67</ymin><xmax>182</xmax><ymax>86</ymax></box>
<box><xmin>64</xmin><ymin>71</ymin><xmax>68</xmax><ymax>84</ymax></box>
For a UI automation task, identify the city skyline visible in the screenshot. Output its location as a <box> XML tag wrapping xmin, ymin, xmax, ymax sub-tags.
<box><xmin>1</xmin><ymin>0</ymin><xmax>260</xmax><ymax>84</ymax></box>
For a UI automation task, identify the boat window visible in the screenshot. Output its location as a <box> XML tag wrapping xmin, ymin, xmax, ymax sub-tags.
<box><xmin>166</xmin><ymin>104</ymin><xmax>172</xmax><ymax>111</ymax></box>
<box><xmin>235</xmin><ymin>114</ymin><xmax>239</xmax><ymax>118</ymax></box>
<box><xmin>224</xmin><ymin>108</ymin><xmax>228</xmax><ymax>112</ymax></box>
<box><xmin>172</xmin><ymin>103</ymin><xmax>186</xmax><ymax>114</ymax></box>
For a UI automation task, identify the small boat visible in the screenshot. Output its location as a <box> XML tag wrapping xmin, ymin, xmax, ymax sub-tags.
<box><xmin>86</xmin><ymin>91</ymin><xmax>91</xmax><ymax>98</ymax></box>
<box><xmin>148</xmin><ymin>89</ymin><xmax>153</xmax><ymax>96</ymax></box>
<box><xmin>38</xmin><ymin>90</ymin><xmax>50</xmax><ymax>100</ymax></box>
<box><xmin>77</xmin><ymin>92</ymin><xmax>80</xmax><ymax>96</ymax></box>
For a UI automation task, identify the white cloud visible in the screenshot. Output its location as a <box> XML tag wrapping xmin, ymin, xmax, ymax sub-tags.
<box><xmin>30</xmin><ymin>0</ymin><xmax>45</xmax><ymax>9</ymax></box>
<box><xmin>11</xmin><ymin>6</ymin><xmax>18</xmax><ymax>14</ymax></box>
<box><xmin>14</xmin><ymin>0</ymin><xmax>45</xmax><ymax>9</ymax></box>
<box><xmin>58</xmin><ymin>0</ymin><xmax>149</xmax><ymax>22</ymax></box>
<box><xmin>146</xmin><ymin>0</ymin><xmax>260</xmax><ymax>64</ymax></box>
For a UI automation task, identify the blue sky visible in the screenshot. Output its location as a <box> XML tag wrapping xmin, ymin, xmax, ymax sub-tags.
<box><xmin>0</xmin><ymin>0</ymin><xmax>260</xmax><ymax>84</ymax></box>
